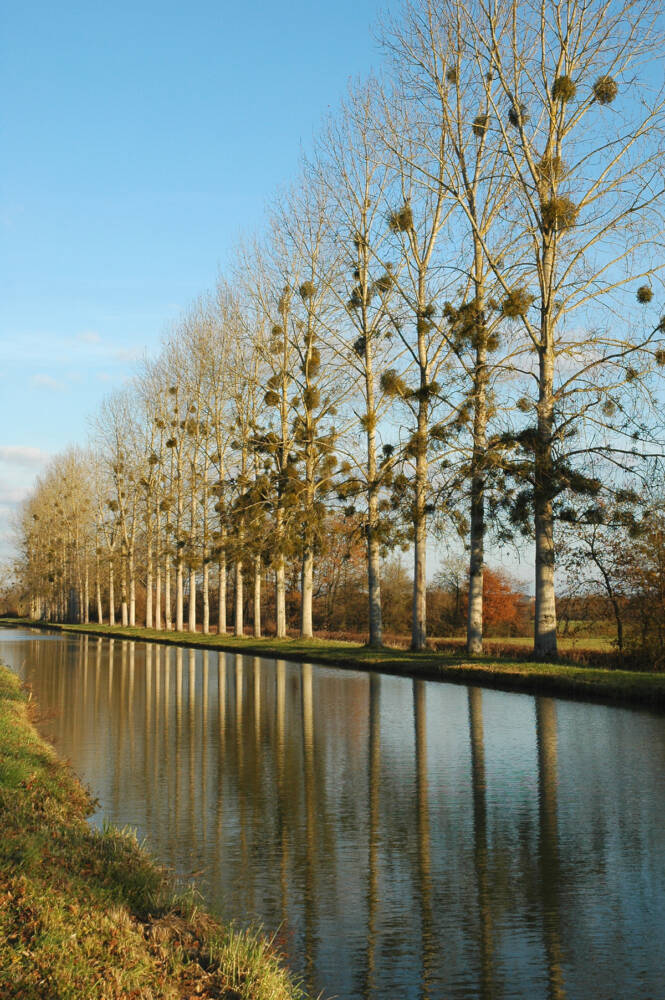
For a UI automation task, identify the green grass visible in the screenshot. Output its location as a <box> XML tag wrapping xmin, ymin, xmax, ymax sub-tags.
<box><xmin>0</xmin><ymin>662</ymin><xmax>310</xmax><ymax>1000</ymax></box>
<box><xmin>3</xmin><ymin>617</ymin><xmax>665</xmax><ymax>711</ymax></box>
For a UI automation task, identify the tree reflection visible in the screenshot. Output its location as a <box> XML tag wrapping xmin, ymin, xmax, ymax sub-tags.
<box><xmin>365</xmin><ymin>672</ymin><xmax>381</xmax><ymax>998</ymax></box>
<box><xmin>536</xmin><ymin>697</ymin><xmax>566</xmax><ymax>1000</ymax></box>
<box><xmin>413</xmin><ymin>679</ymin><xmax>433</xmax><ymax>1000</ymax></box>
<box><xmin>302</xmin><ymin>663</ymin><xmax>317</xmax><ymax>994</ymax></box>
<box><xmin>468</xmin><ymin>687</ymin><xmax>494</xmax><ymax>1000</ymax></box>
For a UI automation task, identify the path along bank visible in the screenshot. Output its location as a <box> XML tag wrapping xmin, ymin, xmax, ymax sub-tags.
<box><xmin>3</xmin><ymin>617</ymin><xmax>665</xmax><ymax>713</ymax></box>
<box><xmin>0</xmin><ymin>661</ymin><xmax>310</xmax><ymax>1000</ymax></box>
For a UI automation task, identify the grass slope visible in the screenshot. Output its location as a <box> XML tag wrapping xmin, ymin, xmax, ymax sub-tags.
<box><xmin>3</xmin><ymin>618</ymin><xmax>665</xmax><ymax>711</ymax></box>
<box><xmin>0</xmin><ymin>663</ymin><xmax>309</xmax><ymax>1000</ymax></box>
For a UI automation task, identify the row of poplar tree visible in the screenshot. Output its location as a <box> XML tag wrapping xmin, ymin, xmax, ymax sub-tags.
<box><xmin>16</xmin><ymin>0</ymin><xmax>665</xmax><ymax>657</ymax></box>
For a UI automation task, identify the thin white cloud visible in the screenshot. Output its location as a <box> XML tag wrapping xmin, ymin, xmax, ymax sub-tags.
<box><xmin>78</xmin><ymin>330</ymin><xmax>102</xmax><ymax>344</ymax></box>
<box><xmin>113</xmin><ymin>347</ymin><xmax>143</xmax><ymax>363</ymax></box>
<box><xmin>0</xmin><ymin>446</ymin><xmax>50</xmax><ymax>468</ymax></box>
<box><xmin>31</xmin><ymin>373</ymin><xmax>66</xmax><ymax>391</ymax></box>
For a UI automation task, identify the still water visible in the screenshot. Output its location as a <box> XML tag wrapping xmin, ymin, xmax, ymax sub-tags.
<box><xmin>2</xmin><ymin>627</ymin><xmax>665</xmax><ymax>999</ymax></box>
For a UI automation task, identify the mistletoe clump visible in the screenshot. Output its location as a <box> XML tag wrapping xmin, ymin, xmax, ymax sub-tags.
<box><xmin>380</xmin><ymin>368</ymin><xmax>409</xmax><ymax>398</ymax></box>
<box><xmin>508</xmin><ymin>101</ymin><xmax>529</xmax><ymax>128</ymax></box>
<box><xmin>593</xmin><ymin>75</ymin><xmax>618</xmax><ymax>105</ymax></box>
<box><xmin>541</xmin><ymin>195</ymin><xmax>578</xmax><ymax>231</ymax></box>
<box><xmin>636</xmin><ymin>285</ymin><xmax>653</xmax><ymax>304</ymax></box>
<box><xmin>501</xmin><ymin>287</ymin><xmax>535</xmax><ymax>318</ymax></box>
<box><xmin>388</xmin><ymin>203</ymin><xmax>413</xmax><ymax>233</ymax></box>
<box><xmin>472</xmin><ymin>113</ymin><xmax>489</xmax><ymax>137</ymax></box>
<box><xmin>551</xmin><ymin>75</ymin><xmax>577</xmax><ymax>102</ymax></box>
<box><xmin>536</xmin><ymin>154</ymin><xmax>566</xmax><ymax>189</ymax></box>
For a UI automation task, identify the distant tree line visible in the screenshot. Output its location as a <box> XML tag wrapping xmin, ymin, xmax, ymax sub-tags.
<box><xmin>12</xmin><ymin>0</ymin><xmax>665</xmax><ymax>659</ymax></box>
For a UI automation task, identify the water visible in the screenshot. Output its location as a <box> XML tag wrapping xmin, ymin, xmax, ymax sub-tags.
<box><xmin>2</xmin><ymin>626</ymin><xmax>665</xmax><ymax>999</ymax></box>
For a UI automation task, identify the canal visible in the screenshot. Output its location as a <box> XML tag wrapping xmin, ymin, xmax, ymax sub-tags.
<box><xmin>2</xmin><ymin>626</ymin><xmax>664</xmax><ymax>999</ymax></box>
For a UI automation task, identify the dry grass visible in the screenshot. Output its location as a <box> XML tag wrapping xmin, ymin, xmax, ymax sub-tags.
<box><xmin>0</xmin><ymin>664</ymin><xmax>310</xmax><ymax>1000</ymax></box>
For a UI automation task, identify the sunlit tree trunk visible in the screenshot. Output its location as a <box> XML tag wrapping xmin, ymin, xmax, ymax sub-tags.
<box><xmin>109</xmin><ymin>560</ymin><xmax>115</xmax><ymax>625</ymax></box>
<box><xmin>276</xmin><ymin>550</ymin><xmax>286</xmax><ymax>638</ymax></box>
<box><xmin>189</xmin><ymin>566</ymin><xmax>197</xmax><ymax>632</ymax></box>
<box><xmin>301</xmin><ymin>543</ymin><xmax>314</xmax><ymax>639</ymax></box>
<box><xmin>467</xmin><ymin>327</ymin><xmax>488</xmax><ymax>656</ymax></box>
<box><xmin>234</xmin><ymin>559</ymin><xmax>244</xmax><ymax>637</ymax></box>
<box><xmin>146</xmin><ymin>521</ymin><xmax>153</xmax><ymax>629</ymax></box>
<box><xmin>253</xmin><ymin>555</ymin><xmax>261</xmax><ymax>638</ymax></box>
<box><xmin>203</xmin><ymin>561</ymin><xmax>210</xmax><ymax>634</ymax></box>
<box><xmin>165</xmin><ymin>553</ymin><xmax>172</xmax><ymax>630</ymax></box>
<box><xmin>128</xmin><ymin>547</ymin><xmax>136</xmax><ymax>626</ymax></box>
<box><xmin>121</xmin><ymin>556</ymin><xmax>128</xmax><ymax>626</ymax></box>
<box><xmin>218</xmin><ymin>547</ymin><xmax>227</xmax><ymax>634</ymax></box>
<box><xmin>83</xmin><ymin>561</ymin><xmax>90</xmax><ymax>623</ymax></box>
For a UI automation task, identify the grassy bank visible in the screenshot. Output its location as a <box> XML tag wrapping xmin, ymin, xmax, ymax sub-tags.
<box><xmin>0</xmin><ymin>662</ymin><xmax>309</xmax><ymax>1000</ymax></box>
<box><xmin>3</xmin><ymin>617</ymin><xmax>665</xmax><ymax>712</ymax></box>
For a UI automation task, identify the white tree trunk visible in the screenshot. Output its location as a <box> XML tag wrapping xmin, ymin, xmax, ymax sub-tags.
<box><xmin>84</xmin><ymin>563</ymin><xmax>90</xmax><ymax>624</ymax></box>
<box><xmin>203</xmin><ymin>562</ymin><xmax>209</xmax><ymax>634</ymax></box>
<box><xmin>253</xmin><ymin>555</ymin><xmax>261</xmax><ymax>638</ymax></box>
<box><xmin>155</xmin><ymin>561</ymin><xmax>162</xmax><ymax>630</ymax></box>
<box><xmin>300</xmin><ymin>546</ymin><xmax>313</xmax><ymax>639</ymax></box>
<box><xmin>146</xmin><ymin>537</ymin><xmax>153</xmax><ymax>629</ymax></box>
<box><xmin>234</xmin><ymin>561</ymin><xmax>244</xmax><ymax>637</ymax></box>
<box><xmin>188</xmin><ymin>566</ymin><xmax>196</xmax><ymax>632</ymax></box>
<box><xmin>176</xmin><ymin>556</ymin><xmax>183</xmax><ymax>631</ymax></box>
<box><xmin>276</xmin><ymin>556</ymin><xmax>286</xmax><ymax>638</ymax></box>
<box><xmin>165</xmin><ymin>555</ymin><xmax>172</xmax><ymax>630</ymax></box>
<box><xmin>109</xmin><ymin>561</ymin><xmax>115</xmax><ymax>625</ymax></box>
<box><xmin>218</xmin><ymin>552</ymin><xmax>226</xmax><ymax>634</ymax></box>
<box><xmin>121</xmin><ymin>557</ymin><xmax>128</xmax><ymax>626</ymax></box>
<box><xmin>128</xmin><ymin>550</ymin><xmax>136</xmax><ymax>627</ymax></box>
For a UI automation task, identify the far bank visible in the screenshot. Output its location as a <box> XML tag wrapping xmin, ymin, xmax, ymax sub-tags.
<box><xmin>2</xmin><ymin>617</ymin><xmax>665</xmax><ymax>713</ymax></box>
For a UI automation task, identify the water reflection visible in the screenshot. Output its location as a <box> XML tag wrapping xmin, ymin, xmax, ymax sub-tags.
<box><xmin>4</xmin><ymin>627</ymin><xmax>665</xmax><ymax>999</ymax></box>
<box><xmin>535</xmin><ymin>698</ymin><xmax>565</xmax><ymax>1000</ymax></box>
<box><xmin>468</xmin><ymin>687</ymin><xmax>494</xmax><ymax>1000</ymax></box>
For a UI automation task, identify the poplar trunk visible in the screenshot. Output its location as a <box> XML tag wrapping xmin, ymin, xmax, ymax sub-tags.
<box><xmin>276</xmin><ymin>556</ymin><xmax>286</xmax><ymax>639</ymax></box>
<box><xmin>467</xmin><ymin>339</ymin><xmax>488</xmax><ymax>656</ymax></box>
<box><xmin>128</xmin><ymin>550</ymin><xmax>136</xmax><ymax>627</ymax></box>
<box><xmin>146</xmin><ymin>538</ymin><xmax>153</xmax><ymax>629</ymax></box>
<box><xmin>300</xmin><ymin>546</ymin><xmax>313</xmax><ymax>639</ymax></box>
<box><xmin>534</xmin><ymin>333</ymin><xmax>557</xmax><ymax>658</ymax></box>
<box><xmin>121</xmin><ymin>558</ymin><xmax>128</xmax><ymax>626</ymax></box>
<box><xmin>253</xmin><ymin>556</ymin><xmax>261</xmax><ymax>638</ymax></box>
<box><xmin>175</xmin><ymin>557</ymin><xmax>183</xmax><ymax>631</ymax></box>
<box><xmin>165</xmin><ymin>555</ymin><xmax>172</xmax><ymax>630</ymax></box>
<box><xmin>203</xmin><ymin>562</ymin><xmax>210</xmax><ymax>634</ymax></box>
<box><xmin>189</xmin><ymin>567</ymin><xmax>196</xmax><ymax>632</ymax></box>
<box><xmin>218</xmin><ymin>552</ymin><xmax>227</xmax><ymax>634</ymax></box>
<box><xmin>109</xmin><ymin>561</ymin><xmax>115</xmax><ymax>625</ymax></box>
<box><xmin>234</xmin><ymin>561</ymin><xmax>244</xmax><ymax>637</ymax></box>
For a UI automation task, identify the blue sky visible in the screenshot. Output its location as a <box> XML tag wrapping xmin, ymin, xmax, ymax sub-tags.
<box><xmin>0</xmin><ymin>0</ymin><xmax>391</xmax><ymax>556</ymax></box>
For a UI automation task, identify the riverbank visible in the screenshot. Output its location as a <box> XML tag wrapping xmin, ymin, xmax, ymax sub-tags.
<box><xmin>3</xmin><ymin>617</ymin><xmax>665</xmax><ymax>712</ymax></box>
<box><xmin>0</xmin><ymin>662</ymin><xmax>309</xmax><ymax>1000</ymax></box>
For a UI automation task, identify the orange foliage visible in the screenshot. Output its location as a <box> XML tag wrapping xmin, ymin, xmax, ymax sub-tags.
<box><xmin>482</xmin><ymin>568</ymin><xmax>530</xmax><ymax>634</ymax></box>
